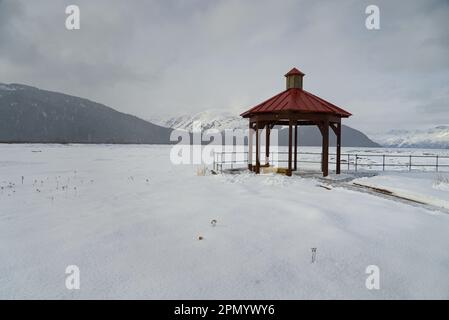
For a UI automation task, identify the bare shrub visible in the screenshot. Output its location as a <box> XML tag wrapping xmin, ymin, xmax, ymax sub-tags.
<box><xmin>433</xmin><ymin>174</ymin><xmax>449</xmax><ymax>188</ymax></box>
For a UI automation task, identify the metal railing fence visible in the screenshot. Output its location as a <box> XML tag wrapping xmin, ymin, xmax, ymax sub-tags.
<box><xmin>213</xmin><ymin>151</ymin><xmax>449</xmax><ymax>173</ymax></box>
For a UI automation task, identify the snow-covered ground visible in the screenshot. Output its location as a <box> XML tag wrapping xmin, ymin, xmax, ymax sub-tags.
<box><xmin>1</xmin><ymin>144</ymin><xmax>449</xmax><ymax>299</ymax></box>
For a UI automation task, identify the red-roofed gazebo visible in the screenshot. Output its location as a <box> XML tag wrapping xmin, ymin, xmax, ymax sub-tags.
<box><xmin>241</xmin><ymin>68</ymin><xmax>352</xmax><ymax>177</ymax></box>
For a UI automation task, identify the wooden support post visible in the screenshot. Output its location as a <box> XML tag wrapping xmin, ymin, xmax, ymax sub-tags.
<box><xmin>248</xmin><ymin>123</ymin><xmax>253</xmax><ymax>171</ymax></box>
<box><xmin>336</xmin><ymin>122</ymin><xmax>341</xmax><ymax>174</ymax></box>
<box><xmin>294</xmin><ymin>123</ymin><xmax>298</xmax><ymax>171</ymax></box>
<box><xmin>330</xmin><ymin>122</ymin><xmax>341</xmax><ymax>174</ymax></box>
<box><xmin>265</xmin><ymin>125</ymin><xmax>270</xmax><ymax>165</ymax></box>
<box><xmin>255</xmin><ymin>123</ymin><xmax>260</xmax><ymax>174</ymax></box>
<box><xmin>287</xmin><ymin>120</ymin><xmax>293</xmax><ymax>176</ymax></box>
<box><xmin>322</xmin><ymin>120</ymin><xmax>329</xmax><ymax>177</ymax></box>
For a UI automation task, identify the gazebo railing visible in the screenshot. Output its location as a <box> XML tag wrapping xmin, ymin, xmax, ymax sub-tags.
<box><xmin>213</xmin><ymin>151</ymin><xmax>449</xmax><ymax>173</ymax></box>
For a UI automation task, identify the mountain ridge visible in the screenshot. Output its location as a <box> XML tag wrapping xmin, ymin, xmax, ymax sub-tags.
<box><xmin>0</xmin><ymin>82</ymin><xmax>173</xmax><ymax>144</ymax></box>
<box><xmin>151</xmin><ymin>110</ymin><xmax>381</xmax><ymax>147</ymax></box>
<box><xmin>371</xmin><ymin>126</ymin><xmax>449</xmax><ymax>149</ymax></box>
<box><xmin>1</xmin><ymin>82</ymin><xmax>380</xmax><ymax>147</ymax></box>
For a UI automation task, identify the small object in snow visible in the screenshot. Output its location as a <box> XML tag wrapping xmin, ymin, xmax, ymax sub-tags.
<box><xmin>318</xmin><ymin>184</ymin><xmax>332</xmax><ymax>190</ymax></box>
<box><xmin>210</xmin><ymin>170</ymin><xmax>218</xmax><ymax>175</ymax></box>
<box><xmin>311</xmin><ymin>248</ymin><xmax>317</xmax><ymax>263</ymax></box>
<box><xmin>211</xmin><ymin>219</ymin><xmax>217</xmax><ymax>227</ymax></box>
<box><xmin>196</xmin><ymin>166</ymin><xmax>207</xmax><ymax>176</ymax></box>
<box><xmin>198</xmin><ymin>236</ymin><xmax>204</xmax><ymax>240</ymax></box>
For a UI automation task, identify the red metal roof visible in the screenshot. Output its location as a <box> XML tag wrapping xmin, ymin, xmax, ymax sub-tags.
<box><xmin>240</xmin><ymin>88</ymin><xmax>352</xmax><ymax>118</ymax></box>
<box><xmin>284</xmin><ymin>67</ymin><xmax>305</xmax><ymax>76</ymax></box>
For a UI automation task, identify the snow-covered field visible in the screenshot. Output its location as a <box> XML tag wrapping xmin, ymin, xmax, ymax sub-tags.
<box><xmin>1</xmin><ymin>144</ymin><xmax>449</xmax><ymax>299</ymax></box>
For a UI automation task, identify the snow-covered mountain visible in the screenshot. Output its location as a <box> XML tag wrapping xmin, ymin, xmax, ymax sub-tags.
<box><xmin>151</xmin><ymin>109</ymin><xmax>380</xmax><ymax>147</ymax></box>
<box><xmin>150</xmin><ymin>109</ymin><xmax>247</xmax><ymax>132</ymax></box>
<box><xmin>372</xmin><ymin>126</ymin><xmax>449</xmax><ymax>149</ymax></box>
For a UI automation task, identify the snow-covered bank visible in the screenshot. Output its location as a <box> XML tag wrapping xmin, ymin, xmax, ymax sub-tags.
<box><xmin>1</xmin><ymin>144</ymin><xmax>449</xmax><ymax>299</ymax></box>
<box><xmin>352</xmin><ymin>172</ymin><xmax>449</xmax><ymax>210</ymax></box>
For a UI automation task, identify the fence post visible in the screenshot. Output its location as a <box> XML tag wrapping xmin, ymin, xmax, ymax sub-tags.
<box><xmin>213</xmin><ymin>152</ymin><xmax>216</xmax><ymax>171</ymax></box>
<box><xmin>231</xmin><ymin>153</ymin><xmax>233</xmax><ymax>169</ymax></box>
<box><xmin>409</xmin><ymin>155</ymin><xmax>412</xmax><ymax>171</ymax></box>
<box><xmin>347</xmin><ymin>154</ymin><xmax>350</xmax><ymax>171</ymax></box>
<box><xmin>355</xmin><ymin>154</ymin><xmax>358</xmax><ymax>172</ymax></box>
<box><xmin>382</xmin><ymin>155</ymin><xmax>385</xmax><ymax>171</ymax></box>
<box><xmin>436</xmin><ymin>155</ymin><xmax>439</xmax><ymax>172</ymax></box>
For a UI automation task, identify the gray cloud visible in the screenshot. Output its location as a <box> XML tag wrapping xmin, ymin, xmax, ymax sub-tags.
<box><xmin>0</xmin><ymin>0</ymin><xmax>448</xmax><ymax>133</ymax></box>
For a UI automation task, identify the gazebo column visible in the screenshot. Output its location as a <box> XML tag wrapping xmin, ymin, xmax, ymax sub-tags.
<box><xmin>287</xmin><ymin>120</ymin><xmax>293</xmax><ymax>176</ymax></box>
<box><xmin>255</xmin><ymin>122</ymin><xmax>260</xmax><ymax>174</ymax></box>
<box><xmin>330</xmin><ymin>121</ymin><xmax>342</xmax><ymax>174</ymax></box>
<box><xmin>248</xmin><ymin>123</ymin><xmax>253</xmax><ymax>171</ymax></box>
<box><xmin>336</xmin><ymin>122</ymin><xmax>341</xmax><ymax>174</ymax></box>
<box><xmin>321</xmin><ymin>120</ymin><xmax>329</xmax><ymax>177</ymax></box>
<box><xmin>265</xmin><ymin>124</ymin><xmax>270</xmax><ymax>166</ymax></box>
<box><xmin>294</xmin><ymin>123</ymin><xmax>298</xmax><ymax>171</ymax></box>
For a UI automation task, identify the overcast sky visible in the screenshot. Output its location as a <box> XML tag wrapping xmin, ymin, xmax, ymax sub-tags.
<box><xmin>0</xmin><ymin>0</ymin><xmax>448</xmax><ymax>134</ymax></box>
